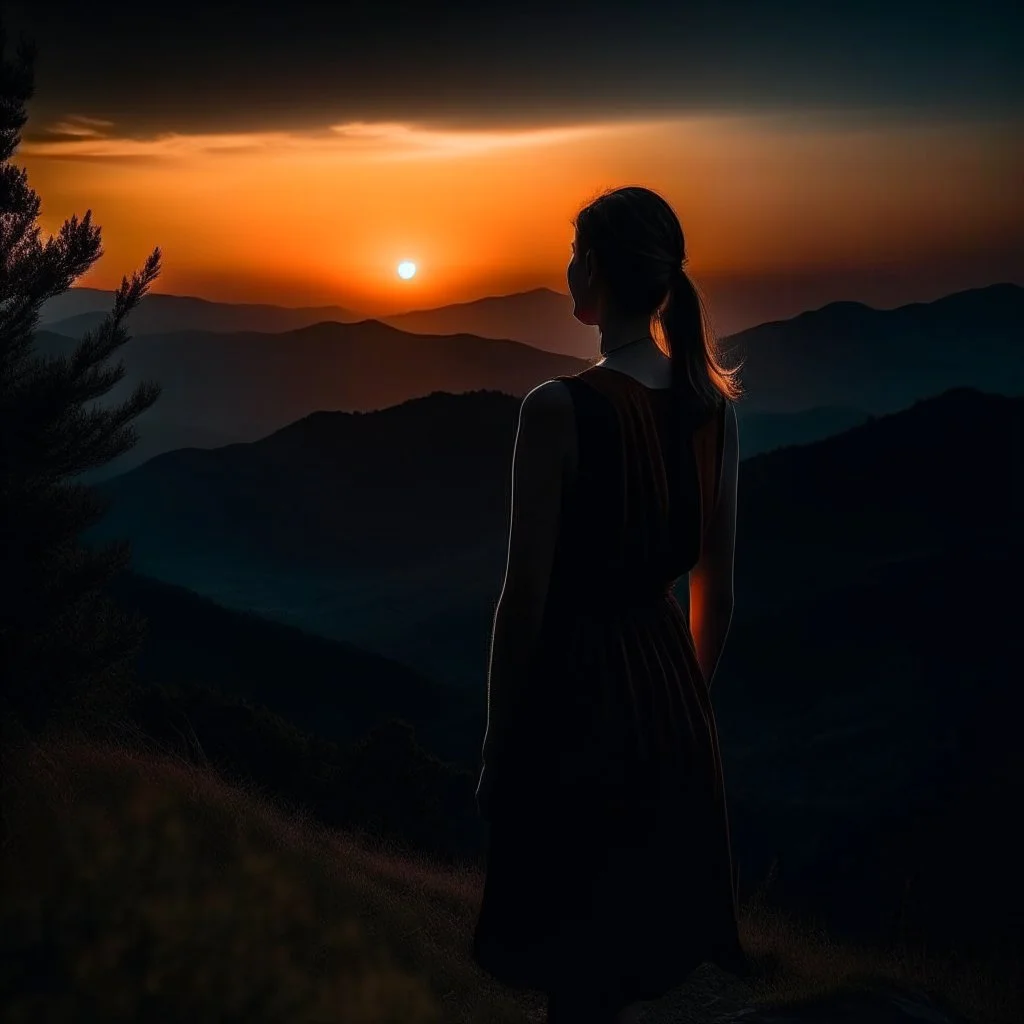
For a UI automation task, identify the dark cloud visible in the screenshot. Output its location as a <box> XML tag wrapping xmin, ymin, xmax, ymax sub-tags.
<box><xmin>4</xmin><ymin>1</ymin><xmax>1021</xmax><ymax>138</ymax></box>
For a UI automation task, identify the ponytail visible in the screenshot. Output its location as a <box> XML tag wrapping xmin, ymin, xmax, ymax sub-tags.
<box><xmin>659</xmin><ymin>269</ymin><xmax>741</xmax><ymax>407</ymax></box>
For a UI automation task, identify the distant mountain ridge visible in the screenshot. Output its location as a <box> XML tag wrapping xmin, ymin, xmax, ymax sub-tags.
<box><xmin>378</xmin><ymin>287</ymin><xmax>600</xmax><ymax>359</ymax></box>
<box><xmin>724</xmin><ymin>282</ymin><xmax>1023</xmax><ymax>413</ymax></box>
<box><xmin>39</xmin><ymin>282</ymin><xmax>1023</xmax><ymax>474</ymax></box>
<box><xmin>40</xmin><ymin>287</ymin><xmax>363</xmax><ymax>337</ymax></box>
<box><xmin>40</xmin><ymin>284</ymin><xmax>598</xmax><ymax>359</ymax></box>
<box><xmin>45</xmin><ymin>282</ymin><xmax>1020</xmax><ymax>385</ymax></box>
<box><xmin>36</xmin><ymin>321</ymin><xmax>585</xmax><ymax>477</ymax></box>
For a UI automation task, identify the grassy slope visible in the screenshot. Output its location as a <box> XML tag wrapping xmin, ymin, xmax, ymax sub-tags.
<box><xmin>2</xmin><ymin>734</ymin><xmax>1019</xmax><ymax>1024</ymax></box>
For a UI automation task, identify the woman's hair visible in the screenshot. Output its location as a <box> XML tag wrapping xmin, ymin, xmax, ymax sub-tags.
<box><xmin>573</xmin><ymin>185</ymin><xmax>742</xmax><ymax>406</ymax></box>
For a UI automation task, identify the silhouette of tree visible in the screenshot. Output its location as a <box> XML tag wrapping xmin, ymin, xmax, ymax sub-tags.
<box><xmin>0</xmin><ymin>23</ymin><xmax>162</xmax><ymax>735</ymax></box>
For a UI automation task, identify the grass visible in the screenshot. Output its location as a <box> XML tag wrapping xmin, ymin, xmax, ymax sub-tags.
<box><xmin>738</xmin><ymin>896</ymin><xmax>1020</xmax><ymax>1024</ymax></box>
<box><xmin>0</xmin><ymin>730</ymin><xmax>514</xmax><ymax>1024</ymax></box>
<box><xmin>1</xmin><ymin>730</ymin><xmax>1018</xmax><ymax>1024</ymax></box>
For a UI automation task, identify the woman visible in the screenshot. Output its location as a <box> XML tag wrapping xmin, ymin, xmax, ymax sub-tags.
<box><xmin>472</xmin><ymin>185</ymin><xmax>745</xmax><ymax>1024</ymax></box>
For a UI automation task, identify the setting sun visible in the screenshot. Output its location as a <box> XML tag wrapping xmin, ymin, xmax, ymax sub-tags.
<box><xmin>397</xmin><ymin>261</ymin><xmax>416</xmax><ymax>280</ymax></box>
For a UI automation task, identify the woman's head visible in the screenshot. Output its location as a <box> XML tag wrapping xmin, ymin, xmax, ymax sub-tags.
<box><xmin>567</xmin><ymin>185</ymin><xmax>741</xmax><ymax>405</ymax></box>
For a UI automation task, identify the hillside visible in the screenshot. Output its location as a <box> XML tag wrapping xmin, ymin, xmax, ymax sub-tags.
<box><xmin>724</xmin><ymin>283</ymin><xmax>1023</xmax><ymax>414</ymax></box>
<box><xmin>109</xmin><ymin>571</ymin><xmax>480</xmax><ymax>765</ymax></box>
<box><xmin>714</xmin><ymin>538</ymin><xmax>1023</xmax><ymax>954</ymax></box>
<box><xmin>2</xmin><ymin>735</ymin><xmax>1013</xmax><ymax>1023</ymax></box>
<box><xmin>0</xmin><ymin>734</ymin><xmax>489</xmax><ymax>1023</ymax></box>
<box><xmin>99</xmin><ymin>390</ymin><xmax>520</xmax><ymax>569</ymax></box>
<box><xmin>94</xmin><ymin>389</ymin><xmax>522</xmax><ymax>684</ymax></box>
<box><xmin>731</xmin><ymin>388</ymin><xmax>1021</xmax><ymax>605</ymax></box>
<box><xmin>41</xmin><ymin>321</ymin><xmax>583</xmax><ymax>477</ymax></box>
<box><xmin>737</xmin><ymin>406</ymin><xmax>869</xmax><ymax>457</ymax></box>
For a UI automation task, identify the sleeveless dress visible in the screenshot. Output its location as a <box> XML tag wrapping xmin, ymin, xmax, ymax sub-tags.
<box><xmin>472</xmin><ymin>364</ymin><xmax>744</xmax><ymax>1002</ymax></box>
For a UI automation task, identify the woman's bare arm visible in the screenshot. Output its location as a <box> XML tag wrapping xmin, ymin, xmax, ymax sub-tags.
<box><xmin>688</xmin><ymin>402</ymin><xmax>739</xmax><ymax>688</ymax></box>
<box><xmin>481</xmin><ymin>380</ymin><xmax>574</xmax><ymax>774</ymax></box>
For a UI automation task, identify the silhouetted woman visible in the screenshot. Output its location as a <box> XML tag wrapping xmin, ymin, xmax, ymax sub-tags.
<box><xmin>472</xmin><ymin>186</ymin><xmax>746</xmax><ymax>1023</ymax></box>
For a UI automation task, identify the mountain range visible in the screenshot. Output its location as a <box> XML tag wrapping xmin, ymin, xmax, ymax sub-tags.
<box><xmin>34</xmin><ymin>323</ymin><xmax>584</xmax><ymax>477</ymax></box>
<box><xmin>91</xmin><ymin>386</ymin><xmax>1022</xmax><ymax>683</ymax></box>
<box><xmin>40</xmin><ymin>286</ymin><xmax>600</xmax><ymax>358</ymax></box>
<box><xmin>38</xmin><ymin>283</ymin><xmax>1023</xmax><ymax>476</ymax></box>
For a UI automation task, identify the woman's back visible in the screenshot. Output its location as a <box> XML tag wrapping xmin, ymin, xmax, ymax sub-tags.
<box><xmin>550</xmin><ymin>364</ymin><xmax>725</xmax><ymax>601</ymax></box>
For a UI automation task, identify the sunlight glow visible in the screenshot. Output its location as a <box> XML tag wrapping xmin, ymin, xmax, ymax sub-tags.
<box><xmin>21</xmin><ymin>112</ymin><xmax>1021</xmax><ymax>313</ymax></box>
<box><xmin>397</xmin><ymin>261</ymin><xmax>416</xmax><ymax>280</ymax></box>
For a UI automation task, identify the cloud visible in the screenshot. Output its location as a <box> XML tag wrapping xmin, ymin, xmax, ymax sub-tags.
<box><xmin>20</xmin><ymin>117</ymin><xmax>653</xmax><ymax>164</ymax></box>
<box><xmin>325</xmin><ymin>119</ymin><xmax>632</xmax><ymax>159</ymax></box>
<box><xmin>65</xmin><ymin>114</ymin><xmax>115</xmax><ymax>127</ymax></box>
<box><xmin>43</xmin><ymin>113</ymin><xmax>117</xmax><ymax>139</ymax></box>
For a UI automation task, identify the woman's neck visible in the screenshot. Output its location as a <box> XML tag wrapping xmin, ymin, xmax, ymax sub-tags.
<box><xmin>598</xmin><ymin>314</ymin><xmax>655</xmax><ymax>357</ymax></box>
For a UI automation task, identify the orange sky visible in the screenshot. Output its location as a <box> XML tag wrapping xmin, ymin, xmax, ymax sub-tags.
<box><xmin>22</xmin><ymin>111</ymin><xmax>1024</xmax><ymax>317</ymax></box>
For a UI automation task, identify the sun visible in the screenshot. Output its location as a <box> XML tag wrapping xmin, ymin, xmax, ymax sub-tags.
<box><xmin>397</xmin><ymin>260</ymin><xmax>416</xmax><ymax>280</ymax></box>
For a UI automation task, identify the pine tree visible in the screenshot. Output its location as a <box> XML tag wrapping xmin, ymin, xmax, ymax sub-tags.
<box><xmin>1</xmin><ymin>23</ymin><xmax>163</xmax><ymax>736</ymax></box>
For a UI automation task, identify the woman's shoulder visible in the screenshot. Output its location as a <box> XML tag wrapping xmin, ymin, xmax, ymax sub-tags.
<box><xmin>517</xmin><ymin>378</ymin><xmax>577</xmax><ymax>437</ymax></box>
<box><xmin>528</xmin><ymin>373</ymin><xmax>600</xmax><ymax>414</ymax></box>
<box><xmin>522</xmin><ymin>377</ymin><xmax>575</xmax><ymax>411</ymax></box>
